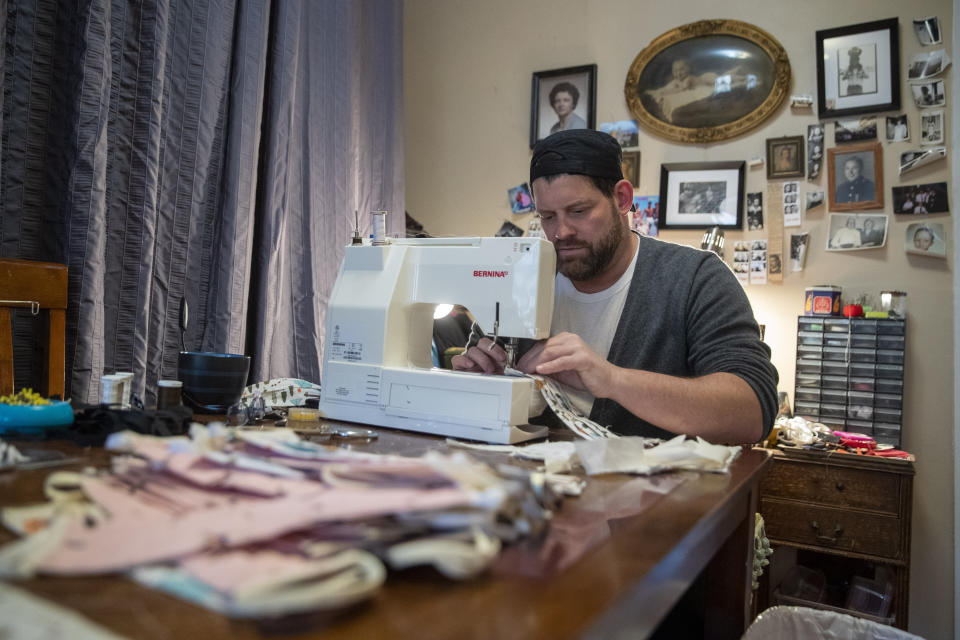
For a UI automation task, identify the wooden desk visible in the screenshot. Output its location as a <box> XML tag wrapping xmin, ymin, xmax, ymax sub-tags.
<box><xmin>758</xmin><ymin>447</ymin><xmax>914</xmax><ymax>629</ymax></box>
<box><xmin>1</xmin><ymin>432</ymin><xmax>770</xmax><ymax>639</ymax></box>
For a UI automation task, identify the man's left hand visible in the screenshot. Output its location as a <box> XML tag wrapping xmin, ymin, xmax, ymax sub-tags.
<box><xmin>516</xmin><ymin>332</ymin><xmax>616</xmax><ymax>397</ymax></box>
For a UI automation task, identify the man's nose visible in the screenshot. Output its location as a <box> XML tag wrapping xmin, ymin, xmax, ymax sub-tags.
<box><xmin>553</xmin><ymin>215</ymin><xmax>574</xmax><ymax>239</ymax></box>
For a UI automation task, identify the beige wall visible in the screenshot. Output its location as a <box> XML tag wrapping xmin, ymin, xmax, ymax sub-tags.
<box><xmin>405</xmin><ymin>1</ymin><xmax>955</xmax><ymax>637</ymax></box>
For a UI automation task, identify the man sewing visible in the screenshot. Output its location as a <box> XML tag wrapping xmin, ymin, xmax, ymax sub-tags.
<box><xmin>452</xmin><ymin>129</ymin><xmax>778</xmax><ymax>444</ymax></box>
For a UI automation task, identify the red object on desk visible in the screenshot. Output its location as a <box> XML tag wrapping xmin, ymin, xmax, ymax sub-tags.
<box><xmin>843</xmin><ymin>304</ymin><xmax>863</xmax><ymax>317</ymax></box>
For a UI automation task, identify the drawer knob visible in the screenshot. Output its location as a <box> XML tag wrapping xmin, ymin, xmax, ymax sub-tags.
<box><xmin>810</xmin><ymin>520</ymin><xmax>844</xmax><ymax>544</ymax></box>
<box><xmin>835</xmin><ymin>482</ymin><xmax>845</xmax><ymax>492</ymax></box>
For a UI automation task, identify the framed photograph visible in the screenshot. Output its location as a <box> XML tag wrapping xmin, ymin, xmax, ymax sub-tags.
<box><xmin>826</xmin><ymin>213</ymin><xmax>888</xmax><ymax>251</ymax></box>
<box><xmin>892</xmin><ymin>182</ymin><xmax>949</xmax><ymax>214</ymax></box>
<box><xmin>827</xmin><ymin>142</ymin><xmax>883</xmax><ymax>211</ymax></box>
<box><xmin>530</xmin><ymin>65</ymin><xmax>597</xmax><ymax>148</ymax></box>
<box><xmin>658</xmin><ymin>161</ymin><xmax>745</xmax><ymax>229</ymax></box>
<box><xmin>624</xmin><ymin>19</ymin><xmax>791</xmax><ymax>143</ymax></box>
<box><xmin>766</xmin><ymin>136</ymin><xmax>804</xmax><ymax>179</ymax></box>
<box><xmin>906</xmin><ymin>222</ymin><xmax>946</xmax><ymax>257</ymax></box>
<box><xmin>816</xmin><ymin>18</ymin><xmax>900</xmax><ymax>119</ymax></box>
<box><xmin>621</xmin><ymin>151</ymin><xmax>641</xmax><ymax>186</ymax></box>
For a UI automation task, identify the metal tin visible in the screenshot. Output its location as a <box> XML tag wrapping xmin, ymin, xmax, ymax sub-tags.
<box><xmin>803</xmin><ymin>285</ymin><xmax>842</xmax><ymax>316</ymax></box>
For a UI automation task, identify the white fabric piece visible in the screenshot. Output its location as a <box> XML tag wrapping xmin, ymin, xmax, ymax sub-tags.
<box><xmin>531</xmin><ymin>375</ymin><xmax>617</xmax><ymax>440</ymax></box>
<box><xmin>385</xmin><ymin>529</ymin><xmax>501</xmax><ymax>580</ymax></box>
<box><xmin>0</xmin><ymin>582</ymin><xmax>126</xmax><ymax>640</ymax></box>
<box><xmin>446</xmin><ymin>439</ymin><xmax>579</xmax><ymax>474</ymax></box>
<box><xmin>574</xmin><ymin>435</ymin><xmax>741</xmax><ymax>476</ymax></box>
<box><xmin>550</xmin><ymin>243</ymin><xmax>638</xmax><ymax>415</ymax></box>
<box><xmin>777</xmin><ymin>416</ymin><xmax>831</xmax><ymax>445</ymax></box>
<box><xmin>132</xmin><ymin>549</ymin><xmax>385</xmax><ymax>619</ymax></box>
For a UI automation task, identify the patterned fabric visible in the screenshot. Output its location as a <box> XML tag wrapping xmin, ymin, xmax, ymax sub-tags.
<box><xmin>1</xmin><ymin>0</ymin><xmax>404</xmax><ymax>404</ymax></box>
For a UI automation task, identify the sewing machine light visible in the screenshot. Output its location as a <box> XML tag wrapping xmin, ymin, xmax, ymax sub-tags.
<box><xmin>433</xmin><ymin>304</ymin><xmax>454</xmax><ymax>320</ymax></box>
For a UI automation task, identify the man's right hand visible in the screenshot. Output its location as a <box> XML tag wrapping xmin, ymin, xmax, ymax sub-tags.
<box><xmin>450</xmin><ymin>338</ymin><xmax>508</xmax><ymax>374</ymax></box>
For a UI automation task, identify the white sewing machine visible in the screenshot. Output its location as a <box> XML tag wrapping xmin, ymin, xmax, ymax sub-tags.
<box><xmin>318</xmin><ymin>236</ymin><xmax>555</xmax><ymax>443</ymax></box>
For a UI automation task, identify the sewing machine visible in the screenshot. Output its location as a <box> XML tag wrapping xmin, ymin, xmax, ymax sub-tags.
<box><xmin>318</xmin><ymin>236</ymin><xmax>555</xmax><ymax>443</ymax></box>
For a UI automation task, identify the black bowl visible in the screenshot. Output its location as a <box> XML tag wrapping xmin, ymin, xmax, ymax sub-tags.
<box><xmin>177</xmin><ymin>351</ymin><xmax>251</xmax><ymax>413</ymax></box>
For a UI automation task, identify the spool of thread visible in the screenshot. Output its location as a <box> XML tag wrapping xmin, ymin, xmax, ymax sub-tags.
<box><xmin>115</xmin><ymin>371</ymin><xmax>134</xmax><ymax>409</ymax></box>
<box><xmin>157</xmin><ymin>380</ymin><xmax>183</xmax><ymax>411</ymax></box>
<box><xmin>101</xmin><ymin>374</ymin><xmax>125</xmax><ymax>407</ymax></box>
<box><xmin>371</xmin><ymin>210</ymin><xmax>388</xmax><ymax>245</ymax></box>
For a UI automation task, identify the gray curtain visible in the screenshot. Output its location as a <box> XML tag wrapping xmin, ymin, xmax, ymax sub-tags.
<box><xmin>0</xmin><ymin>0</ymin><xmax>404</xmax><ymax>404</ymax></box>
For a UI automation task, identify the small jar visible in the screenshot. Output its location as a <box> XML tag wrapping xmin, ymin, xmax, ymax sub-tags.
<box><xmin>157</xmin><ymin>380</ymin><xmax>183</xmax><ymax>410</ymax></box>
<box><xmin>101</xmin><ymin>374</ymin><xmax>125</xmax><ymax>407</ymax></box>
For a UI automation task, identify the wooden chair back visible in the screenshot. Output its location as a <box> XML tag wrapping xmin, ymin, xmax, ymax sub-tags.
<box><xmin>0</xmin><ymin>259</ymin><xmax>68</xmax><ymax>399</ymax></box>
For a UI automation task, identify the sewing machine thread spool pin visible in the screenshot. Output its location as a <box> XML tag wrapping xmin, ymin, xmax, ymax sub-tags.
<box><xmin>351</xmin><ymin>209</ymin><xmax>363</xmax><ymax>245</ymax></box>
<box><xmin>371</xmin><ymin>210</ymin><xmax>388</xmax><ymax>245</ymax></box>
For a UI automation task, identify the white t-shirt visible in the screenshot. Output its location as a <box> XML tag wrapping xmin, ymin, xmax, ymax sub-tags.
<box><xmin>550</xmin><ymin>243</ymin><xmax>639</xmax><ymax>415</ymax></box>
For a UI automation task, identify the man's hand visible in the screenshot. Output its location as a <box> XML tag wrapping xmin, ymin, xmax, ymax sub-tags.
<box><xmin>516</xmin><ymin>332</ymin><xmax>616</xmax><ymax>396</ymax></box>
<box><xmin>450</xmin><ymin>338</ymin><xmax>508</xmax><ymax>375</ymax></box>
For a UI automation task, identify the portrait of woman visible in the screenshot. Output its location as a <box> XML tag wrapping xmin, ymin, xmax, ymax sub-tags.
<box><xmin>531</xmin><ymin>65</ymin><xmax>596</xmax><ymax>147</ymax></box>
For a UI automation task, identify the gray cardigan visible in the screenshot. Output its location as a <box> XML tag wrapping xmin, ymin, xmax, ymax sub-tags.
<box><xmin>588</xmin><ymin>234</ymin><xmax>779</xmax><ymax>441</ymax></box>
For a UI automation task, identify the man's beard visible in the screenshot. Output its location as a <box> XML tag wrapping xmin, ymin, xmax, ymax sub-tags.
<box><xmin>555</xmin><ymin>203</ymin><xmax>625</xmax><ymax>281</ymax></box>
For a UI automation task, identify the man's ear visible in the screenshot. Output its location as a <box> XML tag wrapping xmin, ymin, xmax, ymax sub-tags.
<box><xmin>613</xmin><ymin>179</ymin><xmax>634</xmax><ymax>213</ymax></box>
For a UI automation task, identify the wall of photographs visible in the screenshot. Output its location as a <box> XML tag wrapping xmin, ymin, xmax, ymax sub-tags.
<box><xmin>404</xmin><ymin>2</ymin><xmax>955</xmax><ymax>637</ymax></box>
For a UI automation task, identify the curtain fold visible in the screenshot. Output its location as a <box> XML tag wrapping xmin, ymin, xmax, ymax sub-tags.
<box><xmin>0</xmin><ymin>0</ymin><xmax>403</xmax><ymax>404</ymax></box>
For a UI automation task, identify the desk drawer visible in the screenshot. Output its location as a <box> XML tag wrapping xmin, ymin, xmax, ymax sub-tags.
<box><xmin>760</xmin><ymin>460</ymin><xmax>900</xmax><ymax>514</ymax></box>
<box><xmin>761</xmin><ymin>498</ymin><xmax>903</xmax><ymax>560</ymax></box>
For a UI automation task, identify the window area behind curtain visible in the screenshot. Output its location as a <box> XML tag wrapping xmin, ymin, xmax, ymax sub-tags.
<box><xmin>0</xmin><ymin>0</ymin><xmax>404</xmax><ymax>404</ymax></box>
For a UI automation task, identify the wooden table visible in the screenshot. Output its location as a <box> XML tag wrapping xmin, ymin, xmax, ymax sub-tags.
<box><xmin>0</xmin><ymin>429</ymin><xmax>770</xmax><ymax>639</ymax></box>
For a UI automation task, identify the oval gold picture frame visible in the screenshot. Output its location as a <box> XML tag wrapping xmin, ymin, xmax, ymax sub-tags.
<box><xmin>625</xmin><ymin>20</ymin><xmax>791</xmax><ymax>144</ymax></box>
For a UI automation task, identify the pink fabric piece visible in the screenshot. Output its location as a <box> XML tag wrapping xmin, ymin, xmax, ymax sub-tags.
<box><xmin>38</xmin><ymin>473</ymin><xmax>469</xmax><ymax>574</ymax></box>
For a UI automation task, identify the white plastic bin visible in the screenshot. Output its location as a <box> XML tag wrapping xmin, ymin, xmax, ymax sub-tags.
<box><xmin>742</xmin><ymin>606</ymin><xmax>925</xmax><ymax>640</ymax></box>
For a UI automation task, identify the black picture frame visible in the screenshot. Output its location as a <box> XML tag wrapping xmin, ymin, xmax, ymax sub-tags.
<box><xmin>816</xmin><ymin>18</ymin><xmax>900</xmax><ymax>119</ymax></box>
<box><xmin>766</xmin><ymin>136</ymin><xmax>805</xmax><ymax>179</ymax></box>
<box><xmin>530</xmin><ymin>64</ymin><xmax>597</xmax><ymax>148</ymax></box>
<box><xmin>658</xmin><ymin>161</ymin><xmax>745</xmax><ymax>230</ymax></box>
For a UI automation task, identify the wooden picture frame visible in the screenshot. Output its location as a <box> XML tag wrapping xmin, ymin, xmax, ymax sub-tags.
<box><xmin>530</xmin><ymin>65</ymin><xmax>597</xmax><ymax>148</ymax></box>
<box><xmin>624</xmin><ymin>19</ymin><xmax>791</xmax><ymax>144</ymax></box>
<box><xmin>827</xmin><ymin>141</ymin><xmax>884</xmax><ymax>212</ymax></box>
<box><xmin>621</xmin><ymin>151</ymin><xmax>641</xmax><ymax>186</ymax></box>
<box><xmin>816</xmin><ymin>18</ymin><xmax>900</xmax><ymax>119</ymax></box>
<box><xmin>658</xmin><ymin>161</ymin><xmax>745</xmax><ymax>229</ymax></box>
<box><xmin>766</xmin><ymin>136</ymin><xmax>805</xmax><ymax>179</ymax></box>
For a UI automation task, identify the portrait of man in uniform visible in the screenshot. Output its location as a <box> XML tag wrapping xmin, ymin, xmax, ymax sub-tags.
<box><xmin>828</xmin><ymin>143</ymin><xmax>883</xmax><ymax>211</ymax></box>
